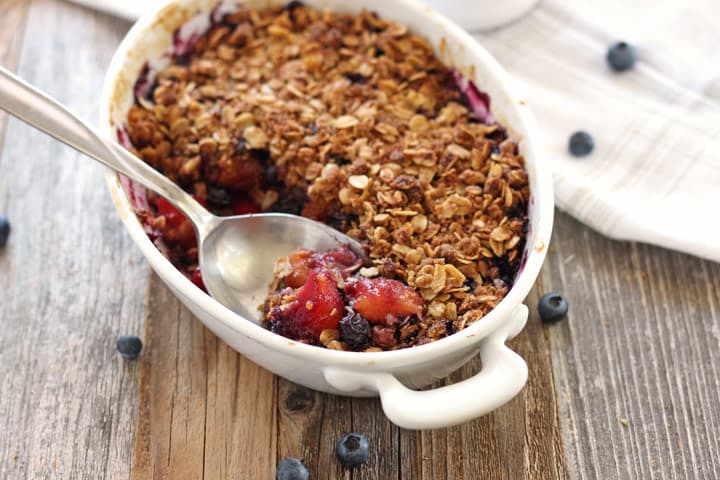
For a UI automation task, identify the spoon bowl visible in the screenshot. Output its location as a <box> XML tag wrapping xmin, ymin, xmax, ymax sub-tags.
<box><xmin>200</xmin><ymin>213</ymin><xmax>361</xmax><ymax>321</ymax></box>
<box><xmin>0</xmin><ymin>66</ymin><xmax>362</xmax><ymax>320</ymax></box>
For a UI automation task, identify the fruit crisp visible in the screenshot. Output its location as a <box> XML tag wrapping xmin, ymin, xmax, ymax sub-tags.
<box><xmin>125</xmin><ymin>2</ymin><xmax>530</xmax><ymax>351</ymax></box>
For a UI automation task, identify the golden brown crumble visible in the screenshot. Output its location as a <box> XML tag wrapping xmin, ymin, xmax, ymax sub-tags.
<box><xmin>125</xmin><ymin>3</ymin><xmax>529</xmax><ymax>350</ymax></box>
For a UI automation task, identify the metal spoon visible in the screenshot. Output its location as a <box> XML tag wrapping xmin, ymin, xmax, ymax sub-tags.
<box><xmin>0</xmin><ymin>67</ymin><xmax>362</xmax><ymax>321</ymax></box>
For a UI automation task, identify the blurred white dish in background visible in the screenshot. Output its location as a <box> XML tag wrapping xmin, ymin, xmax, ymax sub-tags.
<box><xmin>68</xmin><ymin>0</ymin><xmax>539</xmax><ymax>30</ymax></box>
<box><xmin>420</xmin><ymin>0</ymin><xmax>539</xmax><ymax>31</ymax></box>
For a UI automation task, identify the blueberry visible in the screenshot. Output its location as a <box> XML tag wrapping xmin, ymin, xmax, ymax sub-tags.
<box><xmin>116</xmin><ymin>336</ymin><xmax>143</xmax><ymax>359</ymax></box>
<box><xmin>234</xmin><ymin>138</ymin><xmax>248</xmax><ymax>154</ymax></box>
<box><xmin>276</xmin><ymin>457</ymin><xmax>309</xmax><ymax>480</ymax></box>
<box><xmin>537</xmin><ymin>293</ymin><xmax>569</xmax><ymax>323</ymax></box>
<box><xmin>335</xmin><ymin>433</ymin><xmax>370</xmax><ymax>468</ymax></box>
<box><xmin>251</xmin><ymin>147</ymin><xmax>271</xmax><ymax>165</ymax></box>
<box><xmin>328</xmin><ymin>213</ymin><xmax>350</xmax><ymax>231</ymax></box>
<box><xmin>568</xmin><ymin>131</ymin><xmax>594</xmax><ymax>157</ymax></box>
<box><xmin>0</xmin><ymin>215</ymin><xmax>10</xmax><ymax>248</ymax></box>
<box><xmin>286</xmin><ymin>0</ymin><xmax>304</xmax><ymax>10</ymax></box>
<box><xmin>345</xmin><ymin>72</ymin><xmax>367</xmax><ymax>84</ymax></box>
<box><xmin>206</xmin><ymin>185</ymin><xmax>233</xmax><ymax>207</ymax></box>
<box><xmin>607</xmin><ymin>41</ymin><xmax>636</xmax><ymax>72</ymax></box>
<box><xmin>338</xmin><ymin>312</ymin><xmax>371</xmax><ymax>349</ymax></box>
<box><xmin>272</xmin><ymin>187</ymin><xmax>307</xmax><ymax>215</ymax></box>
<box><xmin>445</xmin><ymin>320</ymin><xmax>456</xmax><ymax>335</ymax></box>
<box><xmin>265</xmin><ymin>164</ymin><xmax>279</xmax><ymax>184</ymax></box>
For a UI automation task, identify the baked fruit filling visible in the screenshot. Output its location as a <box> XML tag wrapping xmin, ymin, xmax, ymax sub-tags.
<box><xmin>125</xmin><ymin>2</ymin><xmax>530</xmax><ymax>351</ymax></box>
<box><xmin>265</xmin><ymin>245</ymin><xmax>425</xmax><ymax>349</ymax></box>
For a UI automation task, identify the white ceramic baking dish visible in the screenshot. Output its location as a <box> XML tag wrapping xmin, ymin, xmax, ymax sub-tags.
<box><xmin>100</xmin><ymin>0</ymin><xmax>553</xmax><ymax>429</ymax></box>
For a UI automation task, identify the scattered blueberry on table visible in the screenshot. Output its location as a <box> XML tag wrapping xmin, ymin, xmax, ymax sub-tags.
<box><xmin>538</xmin><ymin>293</ymin><xmax>569</xmax><ymax>323</ymax></box>
<box><xmin>116</xmin><ymin>335</ymin><xmax>143</xmax><ymax>360</ymax></box>
<box><xmin>568</xmin><ymin>131</ymin><xmax>594</xmax><ymax>157</ymax></box>
<box><xmin>607</xmin><ymin>41</ymin><xmax>636</xmax><ymax>72</ymax></box>
<box><xmin>276</xmin><ymin>457</ymin><xmax>309</xmax><ymax>480</ymax></box>
<box><xmin>0</xmin><ymin>214</ymin><xmax>10</xmax><ymax>248</ymax></box>
<box><xmin>336</xmin><ymin>433</ymin><xmax>370</xmax><ymax>468</ymax></box>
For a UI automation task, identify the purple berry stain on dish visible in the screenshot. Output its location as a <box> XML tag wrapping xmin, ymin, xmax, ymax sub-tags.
<box><xmin>116</xmin><ymin>127</ymin><xmax>131</xmax><ymax>149</ymax></box>
<box><xmin>115</xmin><ymin>126</ymin><xmax>155</xmax><ymax>221</ymax></box>
<box><xmin>451</xmin><ymin>69</ymin><xmax>495</xmax><ymax>124</ymax></box>
<box><xmin>172</xmin><ymin>28</ymin><xmax>202</xmax><ymax>58</ymax></box>
<box><xmin>171</xmin><ymin>0</ymin><xmax>239</xmax><ymax>58</ymax></box>
<box><xmin>209</xmin><ymin>1</ymin><xmax>226</xmax><ymax>25</ymax></box>
<box><xmin>133</xmin><ymin>63</ymin><xmax>156</xmax><ymax>103</ymax></box>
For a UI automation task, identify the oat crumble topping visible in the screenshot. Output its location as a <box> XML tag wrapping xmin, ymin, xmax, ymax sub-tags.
<box><xmin>125</xmin><ymin>2</ymin><xmax>530</xmax><ymax>351</ymax></box>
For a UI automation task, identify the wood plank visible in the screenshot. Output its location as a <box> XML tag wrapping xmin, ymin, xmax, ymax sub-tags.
<box><xmin>546</xmin><ymin>212</ymin><xmax>720</xmax><ymax>480</ymax></box>
<box><xmin>130</xmin><ymin>279</ymin><xmax>207</xmax><ymax>480</ymax></box>
<box><xmin>348</xmin><ymin>397</ymin><xmax>400</xmax><ymax>480</ymax></box>
<box><xmin>0</xmin><ymin>1</ymin><xmax>144</xmax><ymax>478</ymax></box>
<box><xmin>0</xmin><ymin>0</ymin><xmax>30</xmax><ymax>148</ymax></box>
<box><xmin>130</xmin><ymin>276</ymin><xmax>277</xmax><ymax>480</ymax></box>
<box><xmin>203</xmin><ymin>333</ymin><xmax>276</xmax><ymax>479</ymax></box>
<box><xmin>277</xmin><ymin>380</ymin><xmax>350</xmax><ymax>479</ymax></box>
<box><xmin>4</xmin><ymin>1</ymin><xmax>718</xmax><ymax>478</ymax></box>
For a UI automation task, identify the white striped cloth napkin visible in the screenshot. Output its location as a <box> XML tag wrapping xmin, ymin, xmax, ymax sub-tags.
<box><xmin>70</xmin><ymin>0</ymin><xmax>720</xmax><ymax>262</ymax></box>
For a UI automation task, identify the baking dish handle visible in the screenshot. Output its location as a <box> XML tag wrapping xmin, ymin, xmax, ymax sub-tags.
<box><xmin>324</xmin><ymin>304</ymin><xmax>528</xmax><ymax>430</ymax></box>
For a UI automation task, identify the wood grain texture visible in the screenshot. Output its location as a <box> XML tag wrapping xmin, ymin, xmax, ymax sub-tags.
<box><xmin>3</xmin><ymin>1</ymin><xmax>720</xmax><ymax>479</ymax></box>
<box><xmin>130</xmin><ymin>277</ymin><xmax>276</xmax><ymax>480</ymax></box>
<box><xmin>546</xmin><ymin>213</ymin><xmax>720</xmax><ymax>480</ymax></box>
<box><xmin>270</xmin><ymin>240</ymin><xmax>572</xmax><ymax>480</ymax></box>
<box><xmin>395</xmin><ymin>282</ymin><xmax>568</xmax><ymax>480</ymax></box>
<box><xmin>113</xmin><ymin>215</ymin><xmax>720</xmax><ymax>480</ymax></box>
<box><xmin>0</xmin><ymin>0</ymin><xmax>30</xmax><ymax>146</ymax></box>
<box><xmin>142</xmin><ymin>277</ymin><xmax>568</xmax><ymax>479</ymax></box>
<box><xmin>0</xmin><ymin>1</ymin><xmax>138</xmax><ymax>478</ymax></box>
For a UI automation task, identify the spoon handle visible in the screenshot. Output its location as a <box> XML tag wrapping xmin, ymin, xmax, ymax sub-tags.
<box><xmin>0</xmin><ymin>66</ymin><xmax>213</xmax><ymax>231</ymax></box>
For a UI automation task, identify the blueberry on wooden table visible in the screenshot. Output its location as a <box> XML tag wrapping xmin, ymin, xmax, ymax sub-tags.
<box><xmin>607</xmin><ymin>41</ymin><xmax>636</xmax><ymax>71</ymax></box>
<box><xmin>538</xmin><ymin>293</ymin><xmax>569</xmax><ymax>323</ymax></box>
<box><xmin>0</xmin><ymin>214</ymin><xmax>10</xmax><ymax>248</ymax></box>
<box><xmin>336</xmin><ymin>433</ymin><xmax>370</xmax><ymax>468</ymax></box>
<box><xmin>276</xmin><ymin>457</ymin><xmax>309</xmax><ymax>480</ymax></box>
<box><xmin>116</xmin><ymin>336</ymin><xmax>143</xmax><ymax>360</ymax></box>
<box><xmin>568</xmin><ymin>131</ymin><xmax>594</xmax><ymax>157</ymax></box>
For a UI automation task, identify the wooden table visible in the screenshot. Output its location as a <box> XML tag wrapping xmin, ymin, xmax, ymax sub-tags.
<box><xmin>1</xmin><ymin>1</ymin><xmax>719</xmax><ymax>478</ymax></box>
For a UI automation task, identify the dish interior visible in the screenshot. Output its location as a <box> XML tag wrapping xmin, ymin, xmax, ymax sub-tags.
<box><xmin>105</xmin><ymin>0</ymin><xmax>549</xmax><ymax>354</ymax></box>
